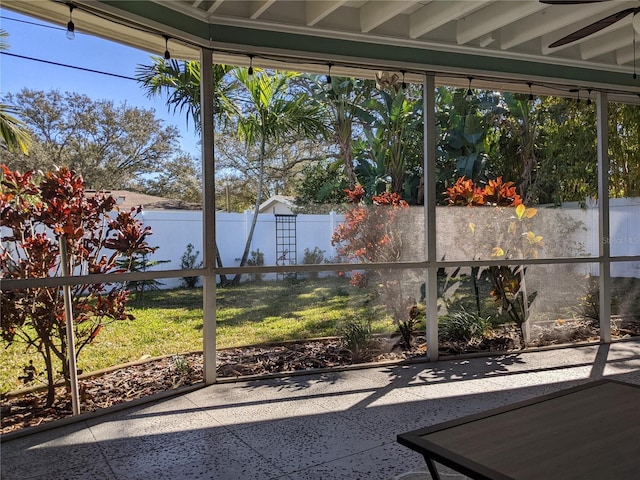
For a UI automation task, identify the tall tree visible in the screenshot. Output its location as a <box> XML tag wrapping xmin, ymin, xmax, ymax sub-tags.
<box><xmin>535</xmin><ymin>98</ymin><xmax>640</xmax><ymax>203</ymax></box>
<box><xmin>536</xmin><ymin>97</ymin><xmax>598</xmax><ymax>204</ymax></box>
<box><xmin>136</xmin><ymin>58</ymin><xmax>235</xmax><ymax>130</ymax></box>
<box><xmin>354</xmin><ymin>85</ymin><xmax>422</xmax><ymax>198</ymax></box>
<box><xmin>608</xmin><ymin>102</ymin><xmax>640</xmax><ymax>198</ymax></box>
<box><xmin>136</xmin><ymin>58</ymin><xmax>237</xmax><ymax>282</ymax></box>
<box><xmin>293</xmin><ymin>160</ymin><xmax>349</xmax><ymax>213</ymax></box>
<box><xmin>490</xmin><ymin>93</ymin><xmax>543</xmax><ymax>204</ymax></box>
<box><xmin>140</xmin><ymin>152</ymin><xmax>202</xmax><ymax>203</ymax></box>
<box><xmin>225</xmin><ymin>69</ymin><xmax>326</xmax><ymax>282</ymax></box>
<box><xmin>1</xmin><ymin>89</ymin><xmax>178</xmax><ymax>190</ymax></box>
<box><xmin>214</xmin><ymin>121</ymin><xmax>328</xmax><ymax>206</ymax></box>
<box><xmin>307</xmin><ymin>76</ymin><xmax>376</xmax><ymax>188</ymax></box>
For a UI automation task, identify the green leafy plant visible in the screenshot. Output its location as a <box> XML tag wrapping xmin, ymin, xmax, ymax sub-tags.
<box><xmin>439</xmin><ymin>308</ymin><xmax>492</xmax><ymax>344</ymax></box>
<box><xmin>353</xmin><ymin>87</ymin><xmax>423</xmax><ymax>196</ymax></box>
<box><xmin>303</xmin><ymin>247</ymin><xmax>325</xmax><ymax>278</ymax></box>
<box><xmin>180</xmin><ymin>243</ymin><xmax>203</xmax><ymax>288</ymax></box>
<box><xmin>575</xmin><ymin>274</ymin><xmax>599</xmax><ymax>325</ymax></box>
<box><xmin>303</xmin><ymin>246</ymin><xmax>325</xmax><ymax>264</ymax></box>
<box><xmin>118</xmin><ymin>252</ymin><xmax>169</xmax><ymax>298</ymax></box>
<box><xmin>170</xmin><ymin>354</ymin><xmax>190</xmax><ymax>375</ymax></box>
<box><xmin>444</xmin><ymin>176</ymin><xmax>543</xmax><ymax>347</ymax></box>
<box><xmin>246</xmin><ymin>249</ymin><xmax>265</xmax><ymax>281</ymax></box>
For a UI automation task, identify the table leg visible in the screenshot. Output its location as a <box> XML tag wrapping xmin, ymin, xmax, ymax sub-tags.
<box><xmin>423</xmin><ymin>455</ymin><xmax>441</xmax><ymax>480</ymax></box>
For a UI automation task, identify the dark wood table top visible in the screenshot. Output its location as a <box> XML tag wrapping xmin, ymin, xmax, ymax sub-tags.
<box><xmin>397</xmin><ymin>379</ymin><xmax>640</xmax><ymax>480</ymax></box>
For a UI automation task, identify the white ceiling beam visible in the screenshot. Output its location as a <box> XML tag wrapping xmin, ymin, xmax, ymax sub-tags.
<box><xmin>581</xmin><ymin>27</ymin><xmax>639</xmax><ymax>60</ymax></box>
<box><xmin>206</xmin><ymin>0</ymin><xmax>225</xmax><ymax>14</ymax></box>
<box><xmin>250</xmin><ymin>0</ymin><xmax>276</xmax><ymax>20</ymax></box>
<box><xmin>542</xmin><ymin>5</ymin><xmax>634</xmax><ymax>55</ymax></box>
<box><xmin>411</xmin><ymin>0</ymin><xmax>489</xmax><ymax>39</ymax></box>
<box><xmin>477</xmin><ymin>33</ymin><xmax>495</xmax><ymax>47</ymax></box>
<box><xmin>456</xmin><ymin>1</ymin><xmax>545</xmax><ymax>45</ymax></box>
<box><xmin>360</xmin><ymin>0</ymin><xmax>418</xmax><ymax>33</ymax></box>
<box><xmin>615</xmin><ymin>44</ymin><xmax>636</xmax><ymax>65</ymax></box>
<box><xmin>306</xmin><ymin>1</ymin><xmax>348</xmax><ymax>26</ymax></box>
<box><xmin>500</xmin><ymin>2</ymin><xmax>615</xmax><ymax>50</ymax></box>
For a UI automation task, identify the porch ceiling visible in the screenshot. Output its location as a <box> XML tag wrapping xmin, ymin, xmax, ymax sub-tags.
<box><xmin>4</xmin><ymin>0</ymin><xmax>640</xmax><ymax>102</ymax></box>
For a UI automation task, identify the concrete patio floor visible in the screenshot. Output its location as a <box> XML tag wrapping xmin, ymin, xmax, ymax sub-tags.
<box><xmin>3</xmin><ymin>339</ymin><xmax>640</xmax><ymax>480</ymax></box>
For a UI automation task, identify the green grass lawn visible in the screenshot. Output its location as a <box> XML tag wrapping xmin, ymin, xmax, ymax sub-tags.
<box><xmin>4</xmin><ymin>272</ymin><xmax>638</xmax><ymax>395</ymax></box>
<box><xmin>1</xmin><ymin>277</ymin><xmax>394</xmax><ymax>394</ymax></box>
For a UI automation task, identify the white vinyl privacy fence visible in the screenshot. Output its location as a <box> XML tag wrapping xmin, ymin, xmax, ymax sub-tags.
<box><xmin>140</xmin><ymin>198</ymin><xmax>640</xmax><ymax>289</ymax></box>
<box><xmin>141</xmin><ymin>210</ymin><xmax>344</xmax><ymax>288</ymax></box>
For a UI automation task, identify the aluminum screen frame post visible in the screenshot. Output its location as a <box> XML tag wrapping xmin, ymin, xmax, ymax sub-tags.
<box><xmin>201</xmin><ymin>47</ymin><xmax>217</xmax><ymax>384</ymax></box>
<box><xmin>60</xmin><ymin>235</ymin><xmax>81</xmax><ymax>415</ymax></box>
<box><xmin>424</xmin><ymin>73</ymin><xmax>438</xmax><ymax>361</ymax></box>
<box><xmin>597</xmin><ymin>91</ymin><xmax>611</xmax><ymax>344</ymax></box>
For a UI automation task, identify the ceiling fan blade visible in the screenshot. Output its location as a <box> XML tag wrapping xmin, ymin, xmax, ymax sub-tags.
<box><xmin>548</xmin><ymin>8</ymin><xmax>638</xmax><ymax>48</ymax></box>
<box><xmin>540</xmin><ymin>1</ymin><xmax>611</xmax><ymax>4</ymax></box>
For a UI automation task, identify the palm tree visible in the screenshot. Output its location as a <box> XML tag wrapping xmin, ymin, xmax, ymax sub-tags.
<box><xmin>136</xmin><ymin>57</ymin><xmax>235</xmax><ymax>282</ymax></box>
<box><xmin>356</xmin><ymin>87</ymin><xmax>422</xmax><ymax>196</ymax></box>
<box><xmin>136</xmin><ymin>57</ymin><xmax>235</xmax><ymax>130</ymax></box>
<box><xmin>308</xmin><ymin>76</ymin><xmax>376</xmax><ymax>188</ymax></box>
<box><xmin>0</xmin><ymin>30</ymin><xmax>31</xmax><ymax>154</ymax></box>
<box><xmin>226</xmin><ymin>69</ymin><xmax>327</xmax><ymax>283</ymax></box>
<box><xmin>137</xmin><ymin>60</ymin><xmax>327</xmax><ymax>283</ymax></box>
<box><xmin>499</xmin><ymin>93</ymin><xmax>542</xmax><ymax>204</ymax></box>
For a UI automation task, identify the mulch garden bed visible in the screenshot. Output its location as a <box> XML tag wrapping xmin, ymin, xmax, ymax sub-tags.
<box><xmin>0</xmin><ymin>337</ymin><xmax>420</xmax><ymax>436</ymax></box>
<box><xmin>3</xmin><ymin>319</ymin><xmax>639</xmax><ymax>436</ymax></box>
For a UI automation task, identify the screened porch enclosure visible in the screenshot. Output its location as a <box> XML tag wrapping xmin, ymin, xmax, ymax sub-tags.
<box><xmin>2</xmin><ymin>1</ymin><xmax>640</xmax><ymax>392</ymax></box>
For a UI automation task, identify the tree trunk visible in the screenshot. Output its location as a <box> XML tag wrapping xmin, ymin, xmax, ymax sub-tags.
<box><xmin>340</xmin><ymin>137</ymin><xmax>357</xmax><ymax>188</ymax></box>
<box><xmin>518</xmin><ymin>266</ymin><xmax>531</xmax><ymax>345</ymax></box>
<box><xmin>59</xmin><ymin>325</ymin><xmax>71</xmax><ymax>393</ymax></box>
<box><xmin>335</xmin><ymin>113</ymin><xmax>356</xmax><ymax>188</ymax></box>
<box><xmin>231</xmin><ymin>137</ymin><xmax>267</xmax><ymax>285</ymax></box>
<box><xmin>215</xmin><ymin>241</ymin><xmax>228</xmax><ymax>286</ymax></box>
<box><xmin>43</xmin><ymin>342</ymin><xmax>56</xmax><ymax>408</ymax></box>
<box><xmin>471</xmin><ymin>266</ymin><xmax>482</xmax><ymax>315</ymax></box>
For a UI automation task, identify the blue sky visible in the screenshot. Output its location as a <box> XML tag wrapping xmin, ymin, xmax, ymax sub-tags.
<box><xmin>0</xmin><ymin>8</ymin><xmax>200</xmax><ymax>156</ymax></box>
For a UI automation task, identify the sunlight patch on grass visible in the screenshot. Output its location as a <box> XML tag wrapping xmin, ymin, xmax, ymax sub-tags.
<box><xmin>2</xmin><ymin>277</ymin><xmax>386</xmax><ymax>393</ymax></box>
<box><xmin>1</xmin><ymin>277</ymin><xmax>409</xmax><ymax>393</ymax></box>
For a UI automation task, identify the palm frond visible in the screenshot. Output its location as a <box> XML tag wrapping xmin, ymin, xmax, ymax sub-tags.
<box><xmin>0</xmin><ymin>104</ymin><xmax>31</xmax><ymax>154</ymax></box>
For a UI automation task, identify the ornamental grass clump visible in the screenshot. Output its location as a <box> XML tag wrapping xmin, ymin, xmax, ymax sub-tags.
<box><xmin>439</xmin><ymin>308</ymin><xmax>492</xmax><ymax>345</ymax></box>
<box><xmin>337</xmin><ymin>315</ymin><xmax>373</xmax><ymax>362</ymax></box>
